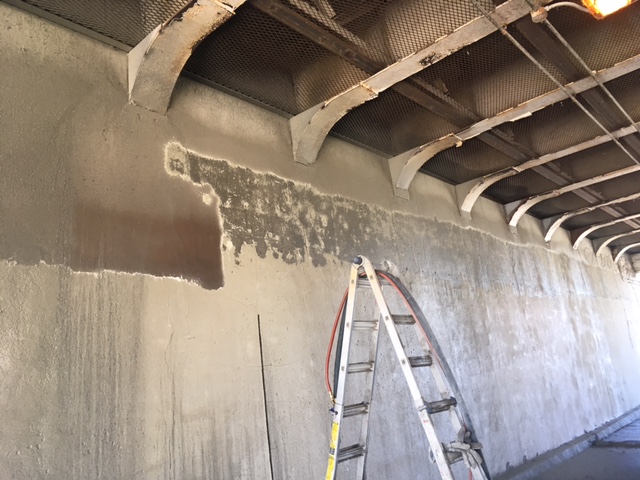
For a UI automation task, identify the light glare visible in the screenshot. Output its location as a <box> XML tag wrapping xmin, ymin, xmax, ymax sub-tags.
<box><xmin>582</xmin><ymin>0</ymin><xmax>633</xmax><ymax>17</ymax></box>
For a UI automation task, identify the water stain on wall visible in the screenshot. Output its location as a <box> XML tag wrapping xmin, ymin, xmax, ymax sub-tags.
<box><xmin>71</xmin><ymin>204</ymin><xmax>223</xmax><ymax>290</ymax></box>
<box><xmin>1</xmin><ymin>139</ymin><xmax>224</xmax><ymax>290</ymax></box>
<box><xmin>67</xmin><ymin>141</ymin><xmax>225</xmax><ymax>290</ymax></box>
<box><xmin>165</xmin><ymin>142</ymin><xmax>394</xmax><ymax>268</ymax></box>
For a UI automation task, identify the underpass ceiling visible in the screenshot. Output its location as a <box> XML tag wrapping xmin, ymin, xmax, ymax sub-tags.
<box><xmin>4</xmin><ymin>0</ymin><xmax>640</xmax><ymax>261</ymax></box>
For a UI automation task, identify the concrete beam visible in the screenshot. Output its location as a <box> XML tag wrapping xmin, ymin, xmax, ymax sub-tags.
<box><xmin>456</xmin><ymin>125</ymin><xmax>639</xmax><ymax>219</ymax></box>
<box><xmin>128</xmin><ymin>0</ymin><xmax>245</xmax><ymax>114</ymax></box>
<box><xmin>390</xmin><ymin>52</ymin><xmax>640</xmax><ymax>197</ymax></box>
<box><xmin>506</xmin><ymin>162</ymin><xmax>640</xmax><ymax>231</ymax></box>
<box><xmin>541</xmin><ymin>190</ymin><xmax>640</xmax><ymax>243</ymax></box>
<box><xmin>289</xmin><ymin>0</ymin><xmax>534</xmax><ymax>165</ymax></box>
<box><xmin>614</xmin><ymin>242</ymin><xmax>640</xmax><ymax>263</ymax></box>
<box><xmin>593</xmin><ymin>229</ymin><xmax>640</xmax><ymax>256</ymax></box>
<box><xmin>568</xmin><ymin>212</ymin><xmax>640</xmax><ymax>250</ymax></box>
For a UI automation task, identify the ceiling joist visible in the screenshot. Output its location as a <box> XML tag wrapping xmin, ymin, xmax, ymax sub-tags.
<box><xmin>456</xmin><ymin>124</ymin><xmax>640</xmax><ymax>220</ymax></box>
<box><xmin>287</xmin><ymin>0</ymin><xmax>534</xmax><ymax>166</ymax></box>
<box><xmin>614</xmin><ymin>242</ymin><xmax>640</xmax><ymax>263</ymax></box>
<box><xmin>389</xmin><ymin>52</ymin><xmax>640</xmax><ymax>198</ymax></box>
<box><xmin>128</xmin><ymin>0</ymin><xmax>245</xmax><ymax>114</ymax></box>
<box><xmin>542</xmin><ymin>191</ymin><xmax>640</xmax><ymax>243</ymax></box>
<box><xmin>569</xmin><ymin>212</ymin><xmax>640</xmax><ymax>249</ymax></box>
<box><xmin>506</xmin><ymin>160</ymin><xmax>640</xmax><ymax>231</ymax></box>
<box><xmin>593</xmin><ymin>229</ymin><xmax>640</xmax><ymax>256</ymax></box>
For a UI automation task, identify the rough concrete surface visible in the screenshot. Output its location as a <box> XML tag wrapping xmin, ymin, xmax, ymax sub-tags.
<box><xmin>536</xmin><ymin>448</ymin><xmax>640</xmax><ymax>480</ymax></box>
<box><xmin>535</xmin><ymin>419</ymin><xmax>640</xmax><ymax>479</ymax></box>
<box><xmin>2</xmin><ymin>4</ymin><xmax>640</xmax><ymax>480</ymax></box>
<box><xmin>595</xmin><ymin>419</ymin><xmax>640</xmax><ymax>448</ymax></box>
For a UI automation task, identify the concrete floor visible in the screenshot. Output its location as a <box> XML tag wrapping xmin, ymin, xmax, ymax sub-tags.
<box><xmin>535</xmin><ymin>420</ymin><xmax>640</xmax><ymax>480</ymax></box>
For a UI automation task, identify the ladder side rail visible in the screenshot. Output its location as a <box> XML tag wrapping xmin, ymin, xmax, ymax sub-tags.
<box><xmin>355</xmin><ymin>304</ymin><xmax>383</xmax><ymax>480</ymax></box>
<box><xmin>361</xmin><ymin>258</ymin><xmax>456</xmax><ymax>480</ymax></box>
<box><xmin>404</xmin><ymin>285</ymin><xmax>490</xmax><ymax>480</ymax></box>
<box><xmin>325</xmin><ymin>263</ymin><xmax>361</xmax><ymax>480</ymax></box>
<box><xmin>413</xmin><ymin>327</ymin><xmax>471</xmax><ymax>440</ymax></box>
<box><xmin>383</xmin><ymin>271</ymin><xmax>492</xmax><ymax>480</ymax></box>
<box><xmin>429</xmin><ymin>360</ymin><xmax>489</xmax><ymax>480</ymax></box>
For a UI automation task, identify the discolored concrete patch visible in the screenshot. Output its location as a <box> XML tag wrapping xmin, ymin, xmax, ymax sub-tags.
<box><xmin>166</xmin><ymin>142</ymin><xmax>396</xmax><ymax>268</ymax></box>
<box><xmin>594</xmin><ymin>419</ymin><xmax>640</xmax><ymax>448</ymax></box>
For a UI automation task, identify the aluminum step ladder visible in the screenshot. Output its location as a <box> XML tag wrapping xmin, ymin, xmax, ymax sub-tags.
<box><xmin>325</xmin><ymin>256</ymin><xmax>490</xmax><ymax>480</ymax></box>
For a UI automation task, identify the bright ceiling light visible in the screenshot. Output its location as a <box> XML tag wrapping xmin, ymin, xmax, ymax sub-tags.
<box><xmin>532</xmin><ymin>0</ymin><xmax>638</xmax><ymax>23</ymax></box>
<box><xmin>582</xmin><ymin>0</ymin><xmax>635</xmax><ymax>18</ymax></box>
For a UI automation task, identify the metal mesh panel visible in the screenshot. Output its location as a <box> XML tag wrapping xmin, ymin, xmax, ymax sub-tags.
<box><xmin>563</xmin><ymin>209</ymin><xmax>628</xmax><ymax>230</ymax></box>
<box><xmin>609</xmin><ymin>232</ymin><xmax>640</xmax><ymax>249</ymax></box>
<box><xmin>186</xmin><ymin>4</ymin><xmax>369</xmax><ymax>115</ymax></box>
<box><xmin>622</xmin><ymin>246</ymin><xmax>640</xmax><ymax>255</ymax></box>
<box><xmin>185</xmin><ymin>0</ymin><xmax>498</xmax><ymax>117</ymax></box>
<box><xmin>591</xmin><ymin>223</ymin><xmax>639</xmax><ymax>239</ymax></box>
<box><xmin>291</xmin><ymin>0</ymin><xmax>495</xmax><ymax>65</ymax></box>
<box><xmin>603</xmin><ymin>70</ymin><xmax>640</xmax><ymax>123</ymax></box>
<box><xmin>509</xmin><ymin>100</ymin><xmax>605</xmax><ymax>156</ymax></box>
<box><xmin>523</xmin><ymin>142</ymin><xmax>639</xmax><ymax>218</ymax></box>
<box><xmin>416</xmin><ymin>30</ymin><xmax>568</xmax><ymax>119</ymax></box>
<box><xmin>583</xmin><ymin>170</ymin><xmax>640</xmax><ymax>201</ymax></box>
<box><xmin>484</xmin><ymin>169</ymin><xmax>560</xmax><ymax>204</ymax></box>
<box><xmin>331</xmin><ymin>88</ymin><xmax>458</xmax><ymax>156</ymax></box>
<box><xmin>544</xmin><ymin>2</ymin><xmax>640</xmax><ymax>72</ymax></box>
<box><xmin>581</xmin><ymin>200</ymin><xmax>640</xmax><ymax>239</ymax></box>
<box><xmin>527</xmin><ymin>194</ymin><xmax>591</xmax><ymax>219</ymax></box>
<box><xmin>421</xmin><ymin>136</ymin><xmax>516</xmax><ymax>184</ymax></box>
<box><xmin>611</xmin><ymin>199</ymin><xmax>640</xmax><ymax>215</ymax></box>
<box><xmin>19</xmin><ymin>0</ymin><xmax>190</xmax><ymax>46</ymax></box>
<box><xmin>547</xmin><ymin>142</ymin><xmax>636</xmax><ymax>183</ymax></box>
<box><xmin>18</xmin><ymin>0</ymin><xmax>640</xmax><ymax>219</ymax></box>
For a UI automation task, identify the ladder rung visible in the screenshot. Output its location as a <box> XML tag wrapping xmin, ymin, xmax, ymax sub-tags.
<box><xmin>392</xmin><ymin>314</ymin><xmax>415</xmax><ymax>325</ymax></box>
<box><xmin>408</xmin><ymin>355</ymin><xmax>432</xmax><ymax>368</ymax></box>
<box><xmin>357</xmin><ymin>277</ymin><xmax>391</xmax><ymax>288</ymax></box>
<box><xmin>343</xmin><ymin>402</ymin><xmax>369</xmax><ymax>418</ymax></box>
<box><xmin>352</xmin><ymin>320</ymin><xmax>378</xmax><ymax>330</ymax></box>
<box><xmin>337</xmin><ymin>444</ymin><xmax>365</xmax><ymax>462</ymax></box>
<box><xmin>425</xmin><ymin>397</ymin><xmax>457</xmax><ymax>414</ymax></box>
<box><xmin>347</xmin><ymin>362</ymin><xmax>374</xmax><ymax>374</ymax></box>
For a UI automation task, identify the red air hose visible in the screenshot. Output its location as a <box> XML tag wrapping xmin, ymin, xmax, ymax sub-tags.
<box><xmin>325</xmin><ymin>289</ymin><xmax>348</xmax><ymax>400</ymax></box>
<box><xmin>325</xmin><ymin>271</ymin><xmax>445</xmax><ymax>398</ymax></box>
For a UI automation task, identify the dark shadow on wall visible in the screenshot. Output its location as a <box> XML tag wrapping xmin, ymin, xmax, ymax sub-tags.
<box><xmin>0</xmin><ymin>140</ymin><xmax>225</xmax><ymax>290</ymax></box>
<box><xmin>71</xmin><ymin>203</ymin><xmax>224</xmax><ymax>290</ymax></box>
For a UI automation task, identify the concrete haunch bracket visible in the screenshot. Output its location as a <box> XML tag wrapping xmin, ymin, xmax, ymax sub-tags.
<box><xmin>128</xmin><ymin>0</ymin><xmax>245</xmax><ymax>115</ymax></box>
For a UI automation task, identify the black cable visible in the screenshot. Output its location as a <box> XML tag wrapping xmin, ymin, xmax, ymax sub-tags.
<box><xmin>380</xmin><ymin>271</ymin><xmax>492</xmax><ymax>480</ymax></box>
<box><xmin>332</xmin><ymin>300</ymin><xmax>348</xmax><ymax>396</ymax></box>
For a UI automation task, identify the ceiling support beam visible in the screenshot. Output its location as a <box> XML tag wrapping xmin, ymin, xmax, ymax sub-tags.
<box><xmin>128</xmin><ymin>0</ymin><xmax>244</xmax><ymax>114</ymax></box>
<box><xmin>456</xmin><ymin>125</ymin><xmax>639</xmax><ymax>219</ymax></box>
<box><xmin>512</xmin><ymin>17</ymin><xmax>640</xmax><ymax>161</ymax></box>
<box><xmin>593</xmin><ymin>229</ymin><xmax>640</xmax><ymax>256</ymax></box>
<box><xmin>614</xmin><ymin>243</ymin><xmax>640</xmax><ymax>263</ymax></box>
<box><xmin>388</xmin><ymin>52</ymin><xmax>640</xmax><ymax>197</ymax></box>
<box><xmin>253</xmin><ymin>0</ymin><xmax>605</xmax><ymax>205</ymax></box>
<box><xmin>569</xmin><ymin>212</ymin><xmax>640</xmax><ymax>249</ymax></box>
<box><xmin>506</xmin><ymin>162</ymin><xmax>640</xmax><ymax>231</ymax></box>
<box><xmin>251</xmin><ymin>0</ymin><xmax>525</xmax><ymax>126</ymax></box>
<box><xmin>505</xmin><ymin>15</ymin><xmax>640</xmax><ymax>233</ymax></box>
<box><xmin>541</xmin><ymin>190</ymin><xmax>640</xmax><ymax>243</ymax></box>
<box><xmin>287</xmin><ymin>0</ymin><xmax>533</xmax><ymax>165</ymax></box>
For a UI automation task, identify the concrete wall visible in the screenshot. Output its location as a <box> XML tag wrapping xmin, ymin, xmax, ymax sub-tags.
<box><xmin>2</xmin><ymin>4</ymin><xmax>640</xmax><ymax>479</ymax></box>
